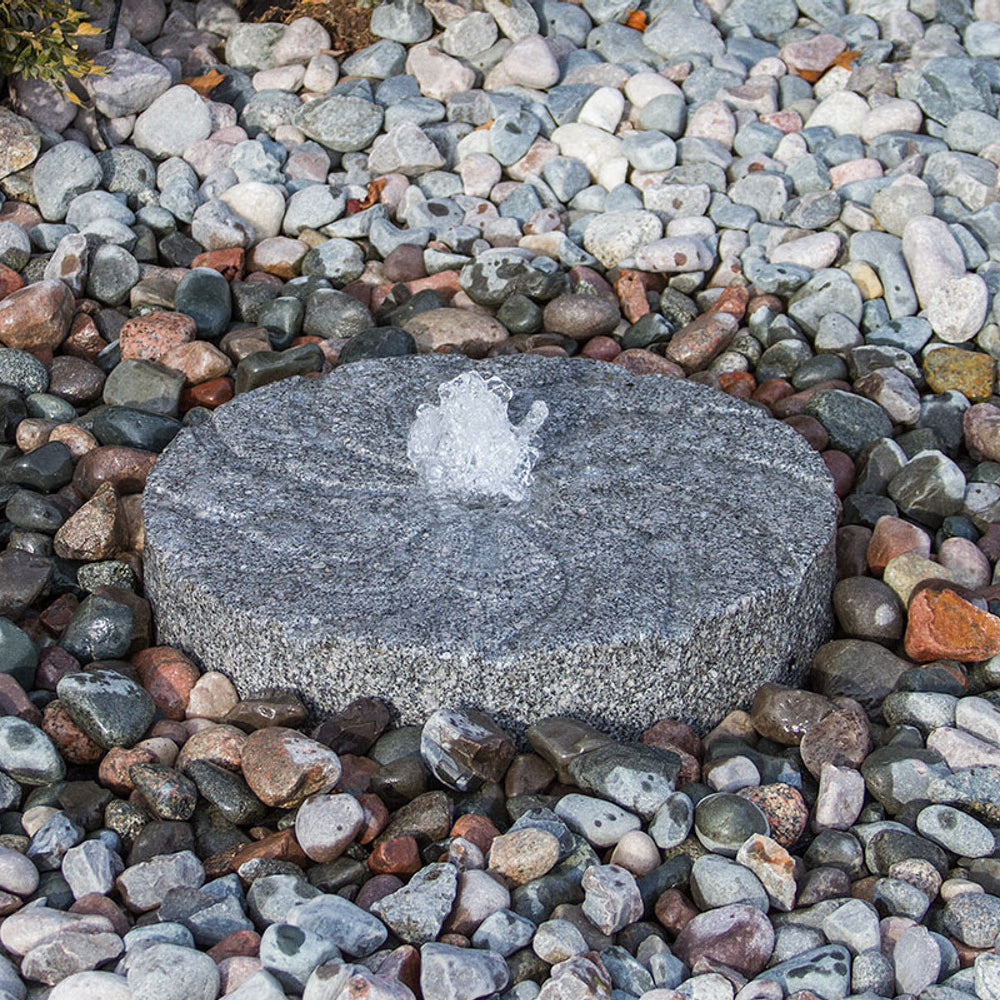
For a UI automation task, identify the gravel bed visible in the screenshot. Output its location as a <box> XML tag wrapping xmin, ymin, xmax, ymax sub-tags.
<box><xmin>2</xmin><ymin>0</ymin><xmax>1000</xmax><ymax>997</ymax></box>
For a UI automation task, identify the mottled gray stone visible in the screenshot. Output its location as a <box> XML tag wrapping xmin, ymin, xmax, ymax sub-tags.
<box><xmin>143</xmin><ymin>356</ymin><xmax>837</xmax><ymax>736</ymax></box>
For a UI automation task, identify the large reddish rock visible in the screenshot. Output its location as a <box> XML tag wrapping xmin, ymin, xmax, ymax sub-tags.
<box><xmin>0</xmin><ymin>279</ymin><xmax>74</xmax><ymax>350</ymax></box>
<box><xmin>905</xmin><ymin>588</ymin><xmax>1000</xmax><ymax>663</ymax></box>
<box><xmin>133</xmin><ymin>646</ymin><xmax>201</xmax><ymax>721</ymax></box>
<box><xmin>673</xmin><ymin>903</ymin><xmax>775</xmax><ymax>976</ymax></box>
<box><xmin>240</xmin><ymin>727</ymin><xmax>341</xmax><ymax>808</ymax></box>
<box><xmin>119</xmin><ymin>311</ymin><xmax>197</xmax><ymax>361</ymax></box>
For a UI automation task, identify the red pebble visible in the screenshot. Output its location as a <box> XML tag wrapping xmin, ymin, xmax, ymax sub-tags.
<box><xmin>133</xmin><ymin>646</ymin><xmax>201</xmax><ymax>721</ymax></box>
<box><xmin>821</xmin><ymin>450</ymin><xmax>855</xmax><ymax>498</ymax></box>
<box><xmin>368</xmin><ymin>835</ymin><xmax>421</xmax><ymax>875</ymax></box>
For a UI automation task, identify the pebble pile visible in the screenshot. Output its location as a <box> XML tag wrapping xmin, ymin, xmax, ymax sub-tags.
<box><xmin>2</xmin><ymin>0</ymin><xmax>1000</xmax><ymax>995</ymax></box>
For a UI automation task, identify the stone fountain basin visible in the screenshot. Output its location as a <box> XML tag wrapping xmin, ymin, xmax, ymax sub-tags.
<box><xmin>143</xmin><ymin>355</ymin><xmax>838</xmax><ymax>737</ymax></box>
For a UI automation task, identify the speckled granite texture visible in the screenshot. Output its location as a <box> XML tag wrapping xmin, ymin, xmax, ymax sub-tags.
<box><xmin>143</xmin><ymin>355</ymin><xmax>838</xmax><ymax>736</ymax></box>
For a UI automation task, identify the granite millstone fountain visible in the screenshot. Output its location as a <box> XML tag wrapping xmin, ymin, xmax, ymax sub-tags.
<box><xmin>143</xmin><ymin>355</ymin><xmax>838</xmax><ymax>736</ymax></box>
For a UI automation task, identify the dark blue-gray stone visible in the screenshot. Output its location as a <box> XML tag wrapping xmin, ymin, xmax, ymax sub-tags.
<box><xmin>0</xmin><ymin>716</ymin><xmax>65</xmax><ymax>785</ymax></box>
<box><xmin>59</xmin><ymin>595</ymin><xmax>135</xmax><ymax>663</ymax></box>
<box><xmin>92</xmin><ymin>406</ymin><xmax>182</xmax><ymax>453</ymax></box>
<box><xmin>0</xmin><ymin>617</ymin><xmax>38</xmax><ymax>689</ymax></box>
<box><xmin>57</xmin><ymin>667</ymin><xmax>155</xmax><ymax>748</ymax></box>
<box><xmin>174</xmin><ymin>267</ymin><xmax>232</xmax><ymax>339</ymax></box>
<box><xmin>5</xmin><ymin>441</ymin><xmax>74</xmax><ymax>492</ymax></box>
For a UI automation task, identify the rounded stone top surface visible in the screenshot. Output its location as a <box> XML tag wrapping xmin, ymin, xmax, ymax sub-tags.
<box><xmin>143</xmin><ymin>355</ymin><xmax>836</xmax><ymax>734</ymax></box>
<box><xmin>146</xmin><ymin>354</ymin><xmax>834</xmax><ymax>651</ymax></box>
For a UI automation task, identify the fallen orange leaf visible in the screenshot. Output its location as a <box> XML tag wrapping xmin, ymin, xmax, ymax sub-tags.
<box><xmin>180</xmin><ymin>67</ymin><xmax>226</xmax><ymax>97</ymax></box>
<box><xmin>625</xmin><ymin>9</ymin><xmax>647</xmax><ymax>30</ymax></box>
<box><xmin>832</xmin><ymin>49</ymin><xmax>861</xmax><ymax>70</ymax></box>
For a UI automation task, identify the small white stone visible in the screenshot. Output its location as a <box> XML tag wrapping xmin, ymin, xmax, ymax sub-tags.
<box><xmin>303</xmin><ymin>53</ymin><xmax>339</xmax><ymax>92</ymax></box>
<box><xmin>625</xmin><ymin>72</ymin><xmax>682</xmax><ymax>108</ymax></box>
<box><xmin>685</xmin><ymin>101</ymin><xmax>736</xmax><ymax>147</ymax></box>
<box><xmin>924</xmin><ymin>274</ymin><xmax>989</xmax><ymax>344</ymax></box>
<box><xmin>551</xmin><ymin>123</ymin><xmax>623</xmax><ymax>181</ymax></box>
<box><xmin>609</xmin><ymin>830</ymin><xmax>661</xmax><ymax>876</ymax></box>
<box><xmin>459</xmin><ymin>154</ymin><xmax>502</xmax><ymax>198</ymax></box>
<box><xmin>0</xmin><ymin>844</ymin><xmax>38</xmax><ymax>897</ymax></box>
<box><xmin>635</xmin><ymin>237</ymin><xmax>714</xmax><ymax>273</ymax></box>
<box><xmin>577</xmin><ymin>87</ymin><xmax>625</xmax><ymax>133</ymax></box>
<box><xmin>252</xmin><ymin>65</ymin><xmax>305</xmax><ymax>92</ymax></box>
<box><xmin>901</xmin><ymin>215</ymin><xmax>967</xmax><ymax>308</ymax></box>
<box><xmin>50</xmin><ymin>971</ymin><xmax>130</xmax><ymax>1000</ymax></box>
<box><xmin>770</xmin><ymin>232</ymin><xmax>841</xmax><ymax>269</ymax></box>
<box><xmin>500</xmin><ymin>34</ymin><xmax>559</xmax><ymax>89</ymax></box>
<box><xmin>805</xmin><ymin>90</ymin><xmax>870</xmax><ymax>135</ymax></box>
<box><xmin>582</xmin><ymin>210</ymin><xmax>662</xmax><ymax>269</ymax></box>
<box><xmin>405</xmin><ymin>42</ymin><xmax>476</xmax><ymax>101</ymax></box>
<box><xmin>814</xmin><ymin>763</ymin><xmax>865</xmax><ymax>829</ymax></box>
<box><xmin>294</xmin><ymin>793</ymin><xmax>366</xmax><ymax>863</ymax></box>
<box><xmin>219</xmin><ymin>181</ymin><xmax>286</xmax><ymax>243</ymax></box>
<box><xmin>860</xmin><ymin>98</ymin><xmax>922</xmax><ymax>142</ymax></box>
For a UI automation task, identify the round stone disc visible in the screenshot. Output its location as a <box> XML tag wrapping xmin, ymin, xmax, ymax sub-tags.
<box><xmin>143</xmin><ymin>355</ymin><xmax>837</xmax><ymax>736</ymax></box>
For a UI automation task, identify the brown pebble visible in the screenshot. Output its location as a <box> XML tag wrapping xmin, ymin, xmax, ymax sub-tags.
<box><xmin>837</xmin><ymin>525</ymin><xmax>871</xmax><ymax>581</ymax></box>
<box><xmin>229</xmin><ymin>829</ymin><xmax>310</xmax><ymax>872</ymax></box>
<box><xmin>611</xmin><ymin>348</ymin><xmax>686</xmax><ymax>377</ymax></box>
<box><xmin>655</xmin><ymin>888</ymin><xmax>699</xmax><ymax>935</ymax></box>
<box><xmin>99</xmin><ymin>747</ymin><xmax>159</xmax><ymax>796</ymax></box>
<box><xmin>207</xmin><ymin>929</ymin><xmax>261</xmax><ymax>963</ymax></box>
<box><xmin>357</xmin><ymin>792</ymin><xmax>389</xmax><ymax>844</ymax></box>
<box><xmin>751</xmin><ymin>378</ymin><xmax>794</xmax><ymax>408</ymax></box>
<box><xmin>718</xmin><ymin>371</ymin><xmax>755</xmax><ymax>399</ymax></box>
<box><xmin>504</xmin><ymin>754</ymin><xmax>556</xmax><ymax>797</ymax></box>
<box><xmin>73</xmin><ymin>446</ymin><xmax>157</xmax><ymax>499</ymax></box>
<box><xmin>664</xmin><ymin>313</ymin><xmax>737</xmax><ymax>371</ymax></box>
<box><xmin>783</xmin><ymin>414</ymin><xmax>829</xmax><ymax>451</ymax></box>
<box><xmin>0</xmin><ymin>279</ymin><xmax>75</xmax><ymax>351</ymax></box>
<box><xmin>579</xmin><ymin>335</ymin><xmax>621</xmax><ymax>362</ymax></box>
<box><xmin>451</xmin><ymin>814</ymin><xmax>501</xmax><ymax>855</ymax></box>
<box><xmin>355</xmin><ymin>874</ymin><xmax>405</xmax><ymax>912</ymax></box>
<box><xmin>69</xmin><ymin>894</ymin><xmax>130</xmax><ymax>936</ymax></box>
<box><xmin>39</xmin><ymin>593</ymin><xmax>80</xmax><ymax>636</ymax></box>
<box><xmin>821</xmin><ymin>450</ymin><xmax>855</xmax><ymax>498</ymax></box>
<box><xmin>175</xmin><ymin>724</ymin><xmax>247</xmax><ymax>773</ymax></box>
<box><xmin>34</xmin><ymin>646</ymin><xmax>82</xmax><ymax>691</ymax></box>
<box><xmin>368</xmin><ymin>835</ymin><xmax>421</xmax><ymax>875</ymax></box>
<box><xmin>224</xmin><ymin>692</ymin><xmax>309</xmax><ymax>731</ymax></box>
<box><xmin>867</xmin><ymin>516</ymin><xmax>932</xmax><ymax>577</ymax></box>
<box><xmin>642</xmin><ymin>719</ymin><xmax>702</xmax><ymax>759</ymax></box>
<box><xmin>0</xmin><ymin>675</ymin><xmax>41</xmax><ymax>726</ymax></box>
<box><xmin>180</xmin><ymin>376</ymin><xmax>235</xmax><ymax>411</ymax></box>
<box><xmin>750</xmin><ymin>683</ymin><xmax>835</xmax><ymax>745</ymax></box>
<box><xmin>373</xmin><ymin>945</ymin><xmax>420</xmax><ymax>996</ymax></box>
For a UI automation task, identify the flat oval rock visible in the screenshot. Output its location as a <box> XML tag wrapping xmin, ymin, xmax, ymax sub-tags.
<box><xmin>143</xmin><ymin>356</ymin><xmax>836</xmax><ymax>736</ymax></box>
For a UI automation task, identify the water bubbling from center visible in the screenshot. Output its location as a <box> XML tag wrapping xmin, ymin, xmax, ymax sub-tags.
<box><xmin>407</xmin><ymin>371</ymin><xmax>549</xmax><ymax>502</ymax></box>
